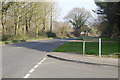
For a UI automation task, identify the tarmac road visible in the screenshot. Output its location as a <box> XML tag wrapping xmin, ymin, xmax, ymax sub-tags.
<box><xmin>1</xmin><ymin>38</ymin><xmax>118</xmax><ymax>78</ymax></box>
<box><xmin>2</xmin><ymin>39</ymin><xmax>68</xmax><ymax>78</ymax></box>
<box><xmin>29</xmin><ymin>57</ymin><xmax>118</xmax><ymax>78</ymax></box>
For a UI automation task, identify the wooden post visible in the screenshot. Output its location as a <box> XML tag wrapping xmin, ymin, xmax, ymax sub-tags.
<box><xmin>83</xmin><ymin>41</ymin><xmax>85</xmax><ymax>55</ymax></box>
<box><xmin>99</xmin><ymin>38</ymin><xmax>102</xmax><ymax>57</ymax></box>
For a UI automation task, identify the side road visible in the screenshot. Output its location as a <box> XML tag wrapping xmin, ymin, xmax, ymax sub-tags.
<box><xmin>2</xmin><ymin>38</ymin><xmax>80</xmax><ymax>78</ymax></box>
<box><xmin>47</xmin><ymin>52</ymin><xmax>119</xmax><ymax>67</ymax></box>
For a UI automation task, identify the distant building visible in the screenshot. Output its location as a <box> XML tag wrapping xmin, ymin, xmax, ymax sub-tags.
<box><xmin>81</xmin><ymin>30</ymin><xmax>90</xmax><ymax>36</ymax></box>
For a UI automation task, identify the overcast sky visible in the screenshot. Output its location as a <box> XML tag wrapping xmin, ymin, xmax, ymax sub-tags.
<box><xmin>55</xmin><ymin>0</ymin><xmax>98</xmax><ymax>21</ymax></box>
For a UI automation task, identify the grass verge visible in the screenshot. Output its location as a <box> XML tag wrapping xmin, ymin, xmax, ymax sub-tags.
<box><xmin>77</xmin><ymin>37</ymin><xmax>118</xmax><ymax>42</ymax></box>
<box><xmin>53</xmin><ymin>42</ymin><xmax>119</xmax><ymax>58</ymax></box>
<box><xmin>0</xmin><ymin>37</ymin><xmax>53</xmax><ymax>44</ymax></box>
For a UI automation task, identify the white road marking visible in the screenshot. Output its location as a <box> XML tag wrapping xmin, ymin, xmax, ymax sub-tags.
<box><xmin>29</xmin><ymin>69</ymin><xmax>35</xmax><ymax>73</ymax></box>
<box><xmin>16</xmin><ymin>46</ymin><xmax>22</xmax><ymax>48</ymax></box>
<box><xmin>24</xmin><ymin>74</ymin><xmax>30</xmax><ymax>78</ymax></box>
<box><xmin>23</xmin><ymin>57</ymin><xmax>47</xmax><ymax>78</ymax></box>
<box><xmin>34</xmin><ymin>65</ymin><xmax>38</xmax><ymax>68</ymax></box>
<box><xmin>37</xmin><ymin>62</ymin><xmax>42</xmax><ymax>65</ymax></box>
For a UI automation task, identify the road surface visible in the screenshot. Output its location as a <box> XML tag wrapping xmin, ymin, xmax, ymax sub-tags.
<box><xmin>1</xmin><ymin>38</ymin><xmax>118</xmax><ymax>78</ymax></box>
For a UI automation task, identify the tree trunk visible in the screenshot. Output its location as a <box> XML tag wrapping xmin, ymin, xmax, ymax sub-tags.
<box><xmin>43</xmin><ymin>21</ymin><xmax>46</xmax><ymax>32</ymax></box>
<box><xmin>1</xmin><ymin>11</ymin><xmax>5</xmax><ymax>35</ymax></box>
<box><xmin>50</xmin><ymin>8</ymin><xmax>52</xmax><ymax>32</ymax></box>
<box><xmin>26</xmin><ymin>19</ymin><xmax>28</xmax><ymax>33</ymax></box>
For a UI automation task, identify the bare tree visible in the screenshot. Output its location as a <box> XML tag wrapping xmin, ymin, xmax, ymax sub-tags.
<box><xmin>64</xmin><ymin>8</ymin><xmax>91</xmax><ymax>29</ymax></box>
<box><xmin>53</xmin><ymin>21</ymin><xmax>73</xmax><ymax>38</ymax></box>
<box><xmin>49</xmin><ymin>2</ymin><xmax>58</xmax><ymax>32</ymax></box>
<box><xmin>64</xmin><ymin>7</ymin><xmax>91</xmax><ymax>36</ymax></box>
<box><xmin>0</xmin><ymin>1</ymin><xmax>59</xmax><ymax>40</ymax></box>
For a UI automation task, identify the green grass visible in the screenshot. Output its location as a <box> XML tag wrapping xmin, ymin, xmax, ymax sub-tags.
<box><xmin>0</xmin><ymin>40</ymin><xmax>26</xmax><ymax>44</ymax></box>
<box><xmin>77</xmin><ymin>38</ymin><xmax>83</xmax><ymax>40</ymax></box>
<box><xmin>53</xmin><ymin>42</ymin><xmax>83</xmax><ymax>53</ymax></box>
<box><xmin>77</xmin><ymin>37</ymin><xmax>118</xmax><ymax>42</ymax></box>
<box><xmin>53</xmin><ymin>42</ymin><xmax>119</xmax><ymax>56</ymax></box>
<box><xmin>101</xmin><ymin>38</ymin><xmax>118</xmax><ymax>41</ymax></box>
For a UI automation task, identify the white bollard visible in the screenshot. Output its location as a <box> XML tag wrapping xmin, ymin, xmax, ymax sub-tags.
<box><xmin>99</xmin><ymin>38</ymin><xmax>102</xmax><ymax>57</ymax></box>
<box><xmin>83</xmin><ymin>41</ymin><xmax>85</xmax><ymax>55</ymax></box>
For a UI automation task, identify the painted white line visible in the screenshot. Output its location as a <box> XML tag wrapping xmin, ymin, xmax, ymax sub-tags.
<box><xmin>34</xmin><ymin>65</ymin><xmax>38</xmax><ymax>68</ymax></box>
<box><xmin>41</xmin><ymin>58</ymin><xmax>46</xmax><ymax>62</ymax></box>
<box><xmin>24</xmin><ymin>74</ymin><xmax>30</xmax><ymax>78</ymax></box>
<box><xmin>17</xmin><ymin>47</ymin><xmax>23</xmax><ymax>48</ymax></box>
<box><xmin>37</xmin><ymin>58</ymin><xmax>46</xmax><ymax>65</ymax></box>
<box><xmin>23</xmin><ymin>57</ymin><xmax>47</xmax><ymax>78</ymax></box>
<box><xmin>37</xmin><ymin>62</ymin><xmax>42</xmax><ymax>65</ymax></box>
<box><xmin>29</xmin><ymin>69</ymin><xmax>35</xmax><ymax>73</ymax></box>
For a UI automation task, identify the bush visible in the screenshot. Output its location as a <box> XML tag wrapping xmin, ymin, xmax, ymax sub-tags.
<box><xmin>2</xmin><ymin>34</ymin><xmax>13</xmax><ymax>41</ymax></box>
<box><xmin>73</xmin><ymin>30</ymin><xmax>80</xmax><ymax>37</ymax></box>
<box><xmin>27</xmin><ymin>32</ymin><xmax>36</xmax><ymax>38</ymax></box>
<box><xmin>46</xmin><ymin>32</ymin><xmax>56</xmax><ymax>38</ymax></box>
<box><xmin>38</xmin><ymin>32</ymin><xmax>48</xmax><ymax>37</ymax></box>
<box><xmin>12</xmin><ymin>34</ymin><xmax>27</xmax><ymax>40</ymax></box>
<box><xmin>66</xmin><ymin>33</ymin><xmax>75</xmax><ymax>38</ymax></box>
<box><xmin>2</xmin><ymin>34</ymin><xmax>27</xmax><ymax>41</ymax></box>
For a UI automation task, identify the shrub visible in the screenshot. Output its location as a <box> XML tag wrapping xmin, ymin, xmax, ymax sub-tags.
<box><xmin>2</xmin><ymin>34</ymin><xmax>13</xmax><ymax>41</ymax></box>
<box><xmin>38</xmin><ymin>32</ymin><xmax>47</xmax><ymax>37</ymax></box>
<box><xmin>46</xmin><ymin>32</ymin><xmax>56</xmax><ymax>38</ymax></box>
<box><xmin>2</xmin><ymin>34</ymin><xmax>27</xmax><ymax>41</ymax></box>
<box><xmin>12</xmin><ymin>34</ymin><xmax>27</xmax><ymax>40</ymax></box>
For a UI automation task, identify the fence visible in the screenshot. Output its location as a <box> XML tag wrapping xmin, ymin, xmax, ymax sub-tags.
<box><xmin>83</xmin><ymin>37</ymin><xmax>102</xmax><ymax>57</ymax></box>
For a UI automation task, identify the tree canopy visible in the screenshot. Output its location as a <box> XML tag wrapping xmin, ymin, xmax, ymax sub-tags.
<box><xmin>94</xmin><ymin>0</ymin><xmax>120</xmax><ymax>38</ymax></box>
<box><xmin>64</xmin><ymin>7</ymin><xmax>91</xmax><ymax>37</ymax></box>
<box><xmin>64</xmin><ymin>8</ymin><xmax>91</xmax><ymax>29</ymax></box>
<box><xmin>0</xmin><ymin>1</ymin><xmax>58</xmax><ymax>40</ymax></box>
